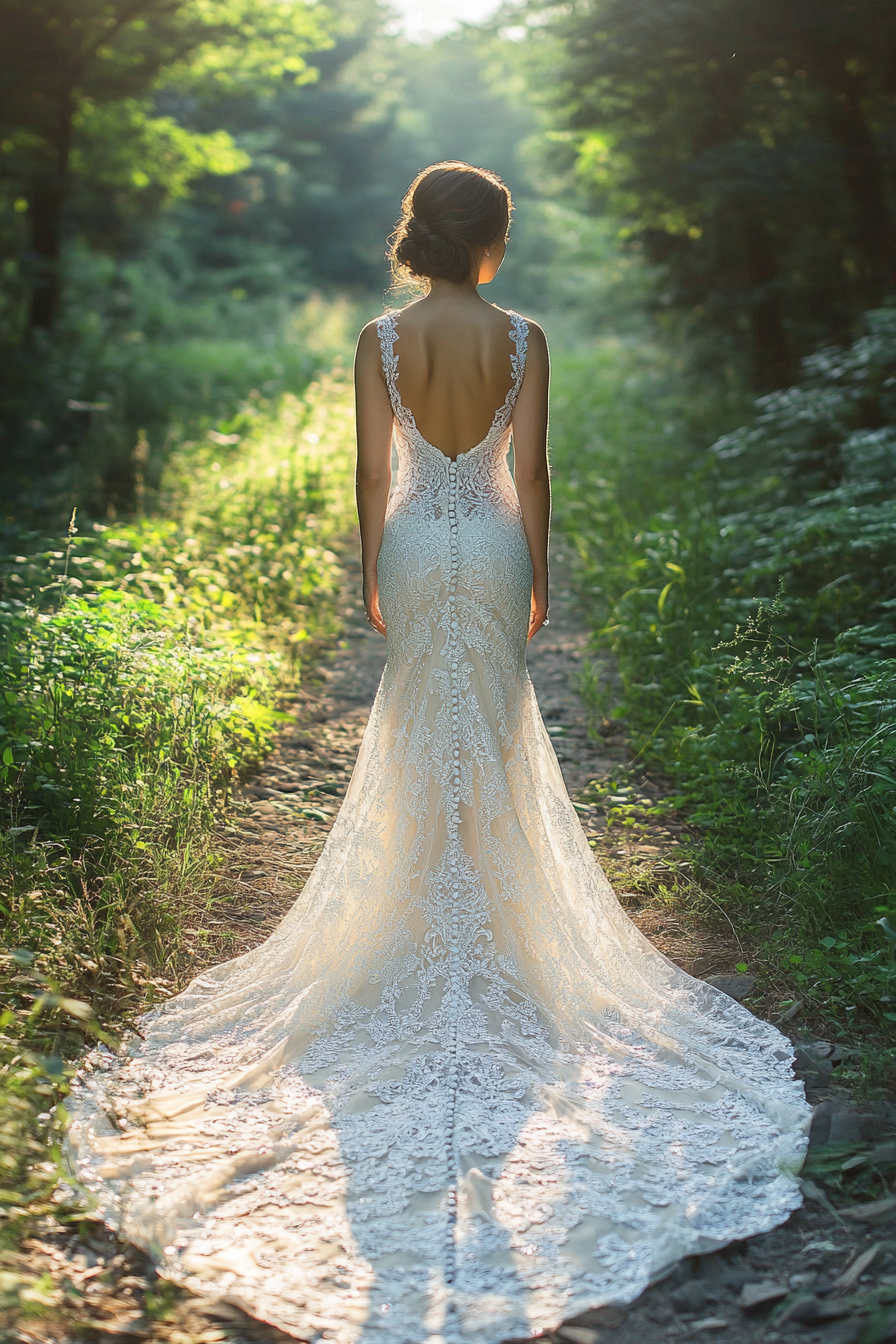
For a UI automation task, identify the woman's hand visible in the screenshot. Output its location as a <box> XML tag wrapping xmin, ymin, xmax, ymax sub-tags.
<box><xmin>364</xmin><ymin>572</ymin><xmax>387</xmax><ymax>637</ymax></box>
<box><xmin>528</xmin><ymin>578</ymin><xmax>549</xmax><ymax>641</ymax></box>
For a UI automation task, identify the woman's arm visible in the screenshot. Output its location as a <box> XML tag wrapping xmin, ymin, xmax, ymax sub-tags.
<box><xmin>354</xmin><ymin>321</ymin><xmax>394</xmax><ymax>636</ymax></box>
<box><xmin>511</xmin><ymin>321</ymin><xmax>551</xmax><ymax>639</ymax></box>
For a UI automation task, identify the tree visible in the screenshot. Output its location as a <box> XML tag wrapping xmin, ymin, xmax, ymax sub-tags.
<box><xmin>0</xmin><ymin>0</ymin><xmax>330</xmax><ymax>330</ymax></box>
<box><xmin>167</xmin><ymin>2</ymin><xmax>400</xmax><ymax>294</ymax></box>
<box><xmin>539</xmin><ymin>0</ymin><xmax>896</xmax><ymax>388</ymax></box>
<box><xmin>163</xmin><ymin>20</ymin><xmax>544</xmax><ymax>300</ymax></box>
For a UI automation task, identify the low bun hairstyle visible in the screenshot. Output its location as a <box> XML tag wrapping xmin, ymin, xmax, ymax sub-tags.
<box><xmin>390</xmin><ymin>161</ymin><xmax>512</xmax><ymax>287</ymax></box>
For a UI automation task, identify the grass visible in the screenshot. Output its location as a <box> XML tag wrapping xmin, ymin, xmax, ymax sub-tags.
<box><xmin>0</xmin><ymin>370</ymin><xmax>356</xmax><ymax>1273</ymax></box>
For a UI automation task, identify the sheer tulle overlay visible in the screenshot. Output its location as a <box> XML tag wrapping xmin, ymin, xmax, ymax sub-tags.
<box><xmin>67</xmin><ymin>311</ymin><xmax>810</xmax><ymax>1343</ymax></box>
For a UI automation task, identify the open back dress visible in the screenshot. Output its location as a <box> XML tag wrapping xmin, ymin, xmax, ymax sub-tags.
<box><xmin>67</xmin><ymin>308</ymin><xmax>810</xmax><ymax>1344</ymax></box>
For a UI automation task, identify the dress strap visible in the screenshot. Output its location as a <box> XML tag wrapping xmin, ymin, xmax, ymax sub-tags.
<box><xmin>376</xmin><ymin>312</ymin><xmax>401</xmax><ymax>416</ymax></box>
<box><xmin>509</xmin><ymin>311</ymin><xmax>529</xmax><ymax>400</ymax></box>
<box><xmin>493</xmin><ymin>311</ymin><xmax>529</xmax><ymax>433</ymax></box>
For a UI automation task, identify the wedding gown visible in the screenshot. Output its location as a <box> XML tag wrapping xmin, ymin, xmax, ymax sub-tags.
<box><xmin>67</xmin><ymin>309</ymin><xmax>810</xmax><ymax>1344</ymax></box>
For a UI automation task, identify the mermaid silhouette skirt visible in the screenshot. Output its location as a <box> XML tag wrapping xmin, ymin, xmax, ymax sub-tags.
<box><xmin>67</xmin><ymin>311</ymin><xmax>809</xmax><ymax>1343</ymax></box>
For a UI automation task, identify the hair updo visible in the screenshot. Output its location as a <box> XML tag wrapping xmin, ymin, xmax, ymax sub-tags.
<box><xmin>390</xmin><ymin>161</ymin><xmax>512</xmax><ymax>287</ymax></box>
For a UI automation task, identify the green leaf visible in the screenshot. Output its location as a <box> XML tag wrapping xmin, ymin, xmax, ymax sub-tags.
<box><xmin>657</xmin><ymin>580</ymin><xmax>677</xmax><ymax>616</ymax></box>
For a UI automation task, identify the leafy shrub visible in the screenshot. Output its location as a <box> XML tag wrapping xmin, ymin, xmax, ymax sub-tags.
<box><xmin>1</xmin><ymin>373</ymin><xmax>352</xmax><ymax>990</ymax></box>
<box><xmin>0</xmin><ymin>257</ymin><xmax>365</xmax><ymax>530</ymax></box>
<box><xmin>1</xmin><ymin>592</ymin><xmax>283</xmax><ymax>973</ymax></box>
<box><xmin>551</xmin><ymin>306</ymin><xmax>896</xmax><ymax>1029</ymax></box>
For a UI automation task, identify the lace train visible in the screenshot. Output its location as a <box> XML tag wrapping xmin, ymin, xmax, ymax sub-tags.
<box><xmin>67</xmin><ymin>310</ymin><xmax>810</xmax><ymax>1343</ymax></box>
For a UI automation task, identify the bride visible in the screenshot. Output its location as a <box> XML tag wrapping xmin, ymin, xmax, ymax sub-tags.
<box><xmin>68</xmin><ymin>161</ymin><xmax>810</xmax><ymax>1344</ymax></box>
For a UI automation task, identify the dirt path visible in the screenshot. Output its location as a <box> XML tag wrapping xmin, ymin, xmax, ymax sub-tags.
<box><xmin>12</xmin><ymin>545</ymin><xmax>896</xmax><ymax>1344</ymax></box>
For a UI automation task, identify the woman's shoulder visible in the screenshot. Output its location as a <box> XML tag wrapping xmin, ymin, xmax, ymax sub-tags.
<box><xmin>500</xmin><ymin>308</ymin><xmax>548</xmax><ymax>356</ymax></box>
<box><xmin>485</xmin><ymin>302</ymin><xmax>546</xmax><ymax>341</ymax></box>
<box><xmin>355</xmin><ymin>311</ymin><xmax>398</xmax><ymax>359</ymax></box>
<box><xmin>359</xmin><ymin>309</ymin><xmax>397</xmax><ymax>333</ymax></box>
<box><xmin>355</xmin><ymin>303</ymin><xmax>416</xmax><ymax>347</ymax></box>
<box><xmin>465</xmin><ymin>303</ymin><xmax>550</xmax><ymax>357</ymax></box>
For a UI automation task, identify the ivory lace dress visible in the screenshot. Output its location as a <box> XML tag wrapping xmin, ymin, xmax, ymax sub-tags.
<box><xmin>68</xmin><ymin>310</ymin><xmax>810</xmax><ymax>1344</ymax></box>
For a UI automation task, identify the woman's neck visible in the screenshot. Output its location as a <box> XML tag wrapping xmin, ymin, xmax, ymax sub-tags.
<box><xmin>424</xmin><ymin>277</ymin><xmax>486</xmax><ymax>305</ymax></box>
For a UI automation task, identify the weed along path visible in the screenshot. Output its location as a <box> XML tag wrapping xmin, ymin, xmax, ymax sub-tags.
<box><xmin>10</xmin><ymin>548</ymin><xmax>896</xmax><ymax>1344</ymax></box>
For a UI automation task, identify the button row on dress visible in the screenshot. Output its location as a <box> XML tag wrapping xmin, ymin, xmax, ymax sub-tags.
<box><xmin>445</xmin><ymin>419</ymin><xmax>465</xmax><ymax>1285</ymax></box>
<box><xmin>448</xmin><ymin>462</ymin><xmax>461</xmax><ymax>852</ymax></box>
<box><xmin>446</xmin><ymin>458</ymin><xmax>462</xmax><ymax>1035</ymax></box>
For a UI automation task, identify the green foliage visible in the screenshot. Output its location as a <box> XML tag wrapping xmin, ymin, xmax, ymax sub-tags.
<box><xmin>58</xmin><ymin>369</ymin><xmax>352</xmax><ymax>635</ymax></box>
<box><xmin>802</xmin><ymin>1132</ymin><xmax>896</xmax><ymax>1206</ymax></box>
<box><xmin>1</xmin><ymin>590</ymin><xmax>281</xmax><ymax>945</ymax></box>
<box><xmin>0</xmin><ymin>947</ymin><xmax>116</xmax><ymax>1248</ymax></box>
<box><xmin>0</xmin><ymin>370</ymin><xmax>354</xmax><ymax>1245</ymax></box>
<box><xmin>0</xmin><ymin>372</ymin><xmax>353</xmax><ymax>1000</ymax></box>
<box><xmin>1</xmin><ymin>271</ymin><xmax>363</xmax><ymax>528</ymax></box>
<box><xmin>551</xmin><ymin>306</ymin><xmax>896</xmax><ymax>1031</ymax></box>
<box><xmin>172</xmin><ymin>3</ymin><xmax>400</xmax><ymax>295</ymax></box>
<box><xmin>0</xmin><ymin>0</ymin><xmax>331</xmax><ymax>331</ymax></box>
<box><xmin>541</xmin><ymin>0</ymin><xmax>896</xmax><ymax>387</ymax></box>
<box><xmin>72</xmin><ymin>101</ymin><xmax>251</xmax><ymax>203</ymax></box>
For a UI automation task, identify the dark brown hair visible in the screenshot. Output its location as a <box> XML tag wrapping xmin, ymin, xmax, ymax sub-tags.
<box><xmin>390</xmin><ymin>161</ymin><xmax>512</xmax><ymax>287</ymax></box>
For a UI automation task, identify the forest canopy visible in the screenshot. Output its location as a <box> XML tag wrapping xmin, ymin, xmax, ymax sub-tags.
<box><xmin>1</xmin><ymin>0</ymin><xmax>332</xmax><ymax>332</ymax></box>
<box><xmin>538</xmin><ymin>0</ymin><xmax>896</xmax><ymax>388</ymax></box>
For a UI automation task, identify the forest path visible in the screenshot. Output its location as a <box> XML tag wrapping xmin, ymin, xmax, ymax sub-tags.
<box><xmin>14</xmin><ymin>542</ymin><xmax>894</xmax><ymax>1344</ymax></box>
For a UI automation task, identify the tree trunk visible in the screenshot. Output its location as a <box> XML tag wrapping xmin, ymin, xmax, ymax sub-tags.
<box><xmin>27</xmin><ymin>93</ymin><xmax>72</xmax><ymax>332</ymax></box>
<box><xmin>742</xmin><ymin>211</ymin><xmax>793</xmax><ymax>391</ymax></box>
<box><xmin>816</xmin><ymin>63</ymin><xmax>896</xmax><ymax>291</ymax></box>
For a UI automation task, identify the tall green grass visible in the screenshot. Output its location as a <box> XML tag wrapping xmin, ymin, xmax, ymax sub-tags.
<box><xmin>0</xmin><ymin>372</ymin><xmax>355</xmax><ymax>1251</ymax></box>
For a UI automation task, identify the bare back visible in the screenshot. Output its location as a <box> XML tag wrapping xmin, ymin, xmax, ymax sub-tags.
<box><xmin>355</xmin><ymin>287</ymin><xmax>550</xmax><ymax>641</ymax></box>
<box><xmin>387</xmin><ymin>297</ymin><xmax>518</xmax><ymax>459</ymax></box>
